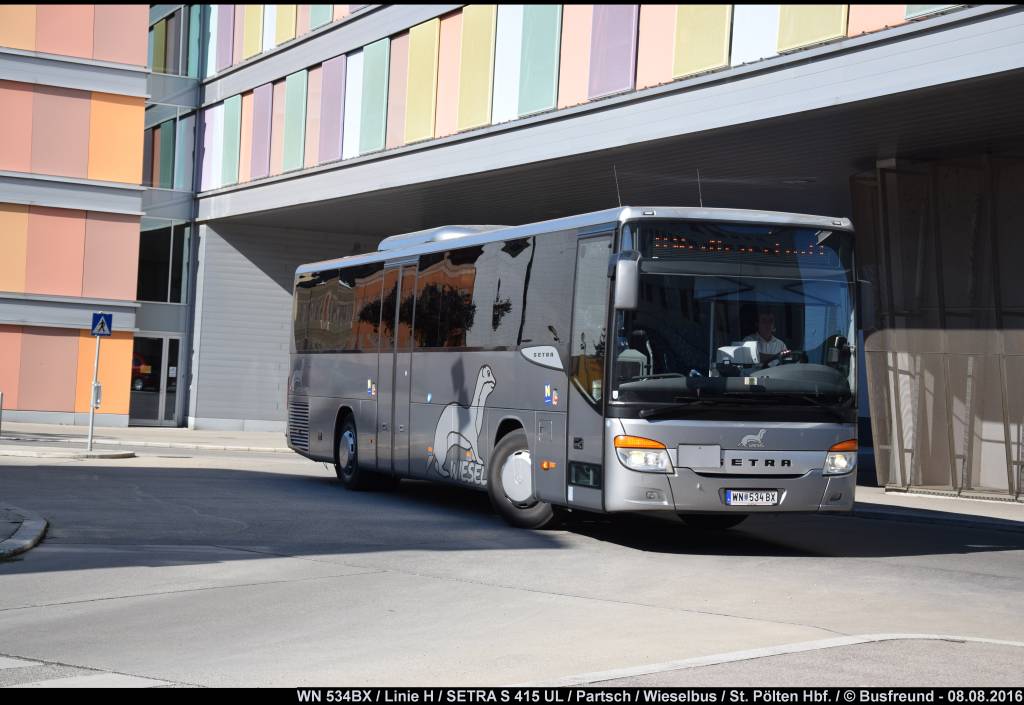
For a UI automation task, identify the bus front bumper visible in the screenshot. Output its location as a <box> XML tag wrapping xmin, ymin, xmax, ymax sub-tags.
<box><xmin>603</xmin><ymin>464</ymin><xmax>856</xmax><ymax>514</ymax></box>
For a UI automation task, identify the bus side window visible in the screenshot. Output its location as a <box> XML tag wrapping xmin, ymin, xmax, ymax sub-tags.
<box><xmin>519</xmin><ymin>232</ymin><xmax>574</xmax><ymax>358</ymax></box>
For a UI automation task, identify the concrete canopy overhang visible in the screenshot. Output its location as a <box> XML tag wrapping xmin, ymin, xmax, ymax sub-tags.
<box><xmin>200</xmin><ymin>5</ymin><xmax>1024</xmax><ymax>238</ymax></box>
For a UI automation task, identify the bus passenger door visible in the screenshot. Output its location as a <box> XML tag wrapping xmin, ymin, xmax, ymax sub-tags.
<box><xmin>376</xmin><ymin>267</ymin><xmax>400</xmax><ymax>475</ymax></box>
<box><xmin>391</xmin><ymin>265</ymin><xmax>416</xmax><ymax>476</ymax></box>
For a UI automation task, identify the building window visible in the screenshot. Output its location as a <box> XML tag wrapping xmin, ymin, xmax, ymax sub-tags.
<box><xmin>137</xmin><ymin>222</ymin><xmax>190</xmax><ymax>304</ymax></box>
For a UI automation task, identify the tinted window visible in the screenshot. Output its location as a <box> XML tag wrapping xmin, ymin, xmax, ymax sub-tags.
<box><xmin>520</xmin><ymin>231</ymin><xmax>576</xmax><ymax>357</ymax></box>
<box><xmin>414</xmin><ymin>249</ymin><xmax>481</xmax><ymax>349</ymax></box>
<box><xmin>293</xmin><ymin>273</ymin><xmax>315</xmax><ymax>352</ymax></box>
<box><xmin>297</xmin><ymin>262</ymin><xmax>383</xmax><ymax>353</ymax></box>
<box><xmin>570</xmin><ymin>235</ymin><xmax>613</xmax><ymax>406</ymax></box>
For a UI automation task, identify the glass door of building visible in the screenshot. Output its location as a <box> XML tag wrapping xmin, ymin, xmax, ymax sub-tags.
<box><xmin>129</xmin><ymin>336</ymin><xmax>182</xmax><ymax>426</ymax></box>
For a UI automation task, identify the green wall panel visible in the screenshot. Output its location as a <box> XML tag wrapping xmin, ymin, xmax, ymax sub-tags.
<box><xmin>283</xmin><ymin>70</ymin><xmax>308</xmax><ymax>171</ymax></box>
<box><xmin>158</xmin><ymin>119</ymin><xmax>175</xmax><ymax>188</ymax></box>
<box><xmin>153</xmin><ymin>19</ymin><xmax>167</xmax><ymax>74</ymax></box>
<box><xmin>221</xmin><ymin>95</ymin><xmax>242</xmax><ymax>185</ymax></box>
<box><xmin>187</xmin><ymin>4</ymin><xmax>201</xmax><ymax>78</ymax></box>
<box><xmin>309</xmin><ymin>4</ymin><xmax>333</xmax><ymax>29</ymax></box>
<box><xmin>359</xmin><ymin>38</ymin><xmax>390</xmax><ymax>154</ymax></box>
<box><xmin>517</xmin><ymin>4</ymin><xmax>561</xmax><ymax>117</ymax></box>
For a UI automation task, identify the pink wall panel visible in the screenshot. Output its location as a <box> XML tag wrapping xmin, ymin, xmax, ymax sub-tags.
<box><xmin>240</xmin><ymin>91</ymin><xmax>255</xmax><ymax>181</ymax></box>
<box><xmin>31</xmin><ymin>85</ymin><xmax>91</xmax><ymax>179</ymax></box>
<box><xmin>25</xmin><ymin>206</ymin><xmax>86</xmax><ymax>297</ymax></box>
<box><xmin>0</xmin><ymin>81</ymin><xmax>33</xmax><ymax>173</ymax></box>
<box><xmin>636</xmin><ymin>4</ymin><xmax>676</xmax><ymax>89</ymax></box>
<box><xmin>304</xmin><ymin>65</ymin><xmax>323</xmax><ymax>167</ymax></box>
<box><xmin>36</xmin><ymin>5</ymin><xmax>95</xmax><ymax>59</ymax></box>
<box><xmin>234</xmin><ymin>5</ymin><xmax>246</xmax><ymax>65</ymax></box>
<box><xmin>385</xmin><ymin>32</ymin><xmax>408</xmax><ymax>150</ymax></box>
<box><xmin>82</xmin><ymin>212</ymin><xmax>140</xmax><ymax>300</ymax></box>
<box><xmin>0</xmin><ymin>326</ymin><xmax>22</xmax><ymax>409</ymax></box>
<box><xmin>297</xmin><ymin>5</ymin><xmax>311</xmax><ymax>35</ymax></box>
<box><xmin>848</xmin><ymin>5</ymin><xmax>907</xmax><ymax>35</ymax></box>
<box><xmin>434</xmin><ymin>12</ymin><xmax>462</xmax><ymax>139</ymax></box>
<box><xmin>270</xmin><ymin>80</ymin><xmax>287</xmax><ymax>176</ymax></box>
<box><xmin>557</xmin><ymin>5</ymin><xmax>593</xmax><ymax>109</ymax></box>
<box><xmin>93</xmin><ymin>5</ymin><xmax>149</xmax><ymax>66</ymax></box>
<box><xmin>17</xmin><ymin>326</ymin><xmax>79</xmax><ymax>412</ymax></box>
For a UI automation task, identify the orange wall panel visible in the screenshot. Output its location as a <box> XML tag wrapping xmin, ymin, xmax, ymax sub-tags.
<box><xmin>88</xmin><ymin>92</ymin><xmax>145</xmax><ymax>184</ymax></box>
<box><xmin>0</xmin><ymin>81</ymin><xmax>33</xmax><ymax>173</ymax></box>
<box><xmin>0</xmin><ymin>326</ymin><xmax>23</xmax><ymax>409</ymax></box>
<box><xmin>74</xmin><ymin>330</ymin><xmax>133</xmax><ymax>415</ymax></box>
<box><xmin>0</xmin><ymin>5</ymin><xmax>36</xmax><ymax>52</ymax></box>
<box><xmin>434</xmin><ymin>12</ymin><xmax>462</xmax><ymax>139</ymax></box>
<box><xmin>17</xmin><ymin>326</ymin><xmax>79</xmax><ymax>412</ymax></box>
<box><xmin>36</xmin><ymin>5</ymin><xmax>95</xmax><ymax>59</ymax></box>
<box><xmin>0</xmin><ymin>204</ymin><xmax>29</xmax><ymax>293</ymax></box>
<box><xmin>82</xmin><ymin>212</ymin><xmax>140</xmax><ymax>300</ymax></box>
<box><xmin>558</xmin><ymin>5</ymin><xmax>593</xmax><ymax>109</ymax></box>
<box><xmin>93</xmin><ymin>4</ymin><xmax>149</xmax><ymax>66</ymax></box>
<box><xmin>848</xmin><ymin>5</ymin><xmax>907</xmax><ymax>35</ymax></box>
<box><xmin>31</xmin><ymin>85</ymin><xmax>91</xmax><ymax>179</ymax></box>
<box><xmin>240</xmin><ymin>91</ymin><xmax>255</xmax><ymax>181</ymax></box>
<box><xmin>333</xmin><ymin>5</ymin><xmax>349</xmax><ymax>21</ymax></box>
<box><xmin>25</xmin><ymin>206</ymin><xmax>86</xmax><ymax>297</ymax></box>
<box><xmin>636</xmin><ymin>4</ymin><xmax>676</xmax><ymax>89</ymax></box>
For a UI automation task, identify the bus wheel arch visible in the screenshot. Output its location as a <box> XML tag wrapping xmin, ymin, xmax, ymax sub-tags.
<box><xmin>487</xmin><ymin>427</ymin><xmax>555</xmax><ymax>529</ymax></box>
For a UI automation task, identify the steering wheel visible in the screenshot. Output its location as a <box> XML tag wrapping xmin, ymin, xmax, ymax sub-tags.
<box><xmin>777</xmin><ymin>349</ymin><xmax>806</xmax><ymax>365</ymax></box>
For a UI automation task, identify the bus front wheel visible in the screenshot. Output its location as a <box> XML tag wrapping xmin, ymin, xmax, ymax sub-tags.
<box><xmin>487</xmin><ymin>429</ymin><xmax>555</xmax><ymax>529</ymax></box>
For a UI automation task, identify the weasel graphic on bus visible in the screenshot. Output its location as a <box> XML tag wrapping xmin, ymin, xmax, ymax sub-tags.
<box><xmin>739</xmin><ymin>429</ymin><xmax>767</xmax><ymax>448</ymax></box>
<box><xmin>428</xmin><ymin>365</ymin><xmax>496</xmax><ymax>484</ymax></box>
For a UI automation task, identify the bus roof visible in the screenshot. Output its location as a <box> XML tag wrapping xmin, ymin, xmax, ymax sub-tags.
<box><xmin>295</xmin><ymin>206</ymin><xmax>854</xmax><ymax>276</ymax></box>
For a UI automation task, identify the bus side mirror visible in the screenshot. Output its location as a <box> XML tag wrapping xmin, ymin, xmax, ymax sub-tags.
<box><xmin>614</xmin><ymin>253</ymin><xmax>640</xmax><ymax>310</ymax></box>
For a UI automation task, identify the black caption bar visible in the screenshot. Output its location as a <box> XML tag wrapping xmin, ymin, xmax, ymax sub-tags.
<box><xmin>289</xmin><ymin>689</ymin><xmax>1024</xmax><ymax>705</ymax></box>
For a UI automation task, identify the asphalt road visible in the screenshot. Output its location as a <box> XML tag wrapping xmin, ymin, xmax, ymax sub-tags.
<box><xmin>1</xmin><ymin>451</ymin><xmax>1022</xmax><ymax>687</ymax></box>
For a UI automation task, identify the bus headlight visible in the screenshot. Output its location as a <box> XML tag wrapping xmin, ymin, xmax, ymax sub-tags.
<box><xmin>614</xmin><ymin>435</ymin><xmax>672</xmax><ymax>473</ymax></box>
<box><xmin>824</xmin><ymin>439</ymin><xmax>857</xmax><ymax>475</ymax></box>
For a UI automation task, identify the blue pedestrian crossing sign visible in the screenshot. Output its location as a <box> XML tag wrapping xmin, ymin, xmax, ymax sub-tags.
<box><xmin>91</xmin><ymin>312</ymin><xmax>112</xmax><ymax>337</ymax></box>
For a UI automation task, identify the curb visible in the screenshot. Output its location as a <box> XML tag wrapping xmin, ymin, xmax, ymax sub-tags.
<box><xmin>0</xmin><ymin>435</ymin><xmax>292</xmax><ymax>454</ymax></box>
<box><xmin>853</xmin><ymin>503</ymin><xmax>1024</xmax><ymax>534</ymax></box>
<box><xmin>0</xmin><ymin>448</ymin><xmax>135</xmax><ymax>460</ymax></box>
<box><xmin>0</xmin><ymin>507</ymin><xmax>48</xmax><ymax>559</ymax></box>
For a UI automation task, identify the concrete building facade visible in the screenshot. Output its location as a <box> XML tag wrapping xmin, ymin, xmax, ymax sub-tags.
<box><xmin>0</xmin><ymin>4</ymin><xmax>1021</xmax><ymax>500</ymax></box>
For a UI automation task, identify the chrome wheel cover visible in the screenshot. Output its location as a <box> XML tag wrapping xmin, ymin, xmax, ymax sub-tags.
<box><xmin>500</xmin><ymin>449</ymin><xmax>533</xmax><ymax>504</ymax></box>
<box><xmin>339</xmin><ymin>429</ymin><xmax>356</xmax><ymax>473</ymax></box>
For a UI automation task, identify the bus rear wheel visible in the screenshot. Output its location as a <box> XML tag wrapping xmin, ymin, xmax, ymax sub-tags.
<box><xmin>335</xmin><ymin>416</ymin><xmax>374</xmax><ymax>490</ymax></box>
<box><xmin>680</xmin><ymin>514</ymin><xmax>748</xmax><ymax>530</ymax></box>
<box><xmin>487</xmin><ymin>429</ymin><xmax>555</xmax><ymax>529</ymax></box>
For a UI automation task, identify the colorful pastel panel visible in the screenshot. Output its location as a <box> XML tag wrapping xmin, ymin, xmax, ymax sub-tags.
<box><xmin>434</xmin><ymin>12</ymin><xmax>462</xmax><ymax>138</ymax></box>
<box><xmin>0</xmin><ymin>5</ymin><xmax>36</xmax><ymax>52</ymax></box>
<box><xmin>457</xmin><ymin>6</ymin><xmax>496</xmax><ymax>132</ymax></box>
<box><xmin>334</xmin><ymin>5</ymin><xmax>350</xmax><ymax>21</ymax></box>
<box><xmin>32</xmin><ymin>85</ymin><xmax>91</xmax><ymax>179</ymax></box>
<box><xmin>222</xmin><ymin>95</ymin><xmax>242</xmax><ymax>185</ymax></box>
<box><xmin>88</xmin><ymin>92</ymin><xmax>144</xmax><ymax>185</ymax></box>
<box><xmin>778</xmin><ymin>5</ymin><xmax>848</xmax><ymax>52</ymax></box>
<box><xmin>82</xmin><ymin>212</ymin><xmax>140</xmax><ymax>301</ymax></box>
<box><xmin>318</xmin><ymin>55</ymin><xmax>345</xmax><ymax>163</ymax></box>
<box><xmin>674</xmin><ymin>5</ymin><xmax>732</xmax><ymax>78</ymax></box>
<box><xmin>284</xmin><ymin>70</ymin><xmax>309</xmax><ymax>170</ymax></box>
<box><xmin>158</xmin><ymin>119</ymin><xmax>175</xmax><ymax>188</ymax></box>
<box><xmin>636</xmin><ymin>4</ymin><xmax>676</xmax><ymax>89</ymax></box>
<box><xmin>174</xmin><ymin>113</ymin><xmax>196</xmax><ymax>190</ymax></box>
<box><xmin>200</xmin><ymin>108</ymin><xmax>212</xmax><ymax>189</ymax></box>
<box><xmin>239</xmin><ymin>92</ymin><xmax>255</xmax><ymax>180</ymax></box>
<box><xmin>311</xmin><ymin>5</ymin><xmax>333</xmax><ymax>28</ymax></box>
<box><xmin>263</xmin><ymin>5</ymin><xmax>278</xmax><ymax>52</ymax></box>
<box><xmin>36</xmin><ymin>4</ymin><xmax>94</xmax><ymax>59</ymax></box>
<box><xmin>0</xmin><ymin>204</ymin><xmax>29</xmax><ymax>294</ymax></box>
<box><xmin>165</xmin><ymin>10</ymin><xmax>181</xmax><ymax>75</ymax></box>
<box><xmin>0</xmin><ymin>81</ymin><xmax>33</xmax><ymax>173</ymax></box>
<box><xmin>0</xmin><ymin>326</ymin><xmax>22</xmax><ymax>409</ymax></box>
<box><xmin>405</xmin><ymin>19</ymin><xmax>440</xmax><ymax>143</ymax></box>
<box><xmin>93</xmin><ymin>5</ymin><xmax>149</xmax><ymax>66</ymax></box>
<box><xmin>151</xmin><ymin>126</ymin><xmax>161</xmax><ymax>187</ymax></box>
<box><xmin>588</xmin><ymin>4</ymin><xmax>639</xmax><ymax>99</ymax></box>
<box><xmin>244</xmin><ymin>5</ymin><xmax>264</xmax><ymax>59</ymax></box>
<box><xmin>18</xmin><ymin>327</ymin><xmax>79</xmax><ymax>412</ymax></box>
<box><xmin>297</xmin><ymin>5</ymin><xmax>311</xmax><ymax>35</ymax></box>
<box><xmin>205</xmin><ymin>4</ymin><xmax>218</xmax><ymax>77</ymax></box>
<box><xmin>216</xmin><ymin>4</ymin><xmax>234</xmax><ymax>71</ymax></box>
<box><xmin>359</xmin><ymin>41</ymin><xmax>389</xmax><ymax>153</ymax></box>
<box><xmin>557</xmin><ymin>4</ymin><xmax>592</xmax><ymax>108</ymax></box>
<box><xmin>518</xmin><ymin>5</ymin><xmax>561</xmax><ymax>116</ymax></box>
<box><xmin>153</xmin><ymin>18</ymin><xmax>168</xmax><ymax>73</ymax></box>
<box><xmin>304</xmin><ymin>66</ymin><xmax>322</xmax><ymax>167</ymax></box>
<box><xmin>491</xmin><ymin>5</ymin><xmax>523</xmax><ymax>124</ymax></box>
<box><xmin>188</xmin><ymin>4</ymin><xmax>202</xmax><ymax>77</ymax></box>
<box><xmin>342</xmin><ymin>51</ymin><xmax>363</xmax><ymax>159</ymax></box>
<box><xmin>906</xmin><ymin>5</ymin><xmax>957</xmax><ymax>19</ymax></box>
<box><xmin>25</xmin><ymin>206</ymin><xmax>86</xmax><ymax>297</ymax></box>
<box><xmin>276</xmin><ymin>5</ymin><xmax>297</xmax><ymax>44</ymax></box>
<box><xmin>234</xmin><ymin>5</ymin><xmax>245</xmax><ymax>63</ymax></box>
<box><xmin>270</xmin><ymin>80</ymin><xmax>287</xmax><ymax>174</ymax></box>
<box><xmin>848</xmin><ymin>5</ymin><xmax>907</xmax><ymax>35</ymax></box>
<box><xmin>74</xmin><ymin>330</ymin><xmax>133</xmax><ymax>415</ymax></box>
<box><xmin>731</xmin><ymin>5</ymin><xmax>781</xmax><ymax>65</ymax></box>
<box><xmin>251</xmin><ymin>83</ymin><xmax>274</xmax><ymax>178</ymax></box>
<box><xmin>386</xmin><ymin>33</ymin><xmax>409</xmax><ymax>149</ymax></box>
<box><xmin>209</xmin><ymin>102</ymin><xmax>225</xmax><ymax>188</ymax></box>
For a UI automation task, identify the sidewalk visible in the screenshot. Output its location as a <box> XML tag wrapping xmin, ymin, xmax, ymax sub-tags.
<box><xmin>854</xmin><ymin>486</ymin><xmax>1024</xmax><ymax>532</ymax></box>
<box><xmin>0</xmin><ymin>507</ymin><xmax>48</xmax><ymax>559</ymax></box>
<box><xmin>0</xmin><ymin>421</ymin><xmax>292</xmax><ymax>454</ymax></box>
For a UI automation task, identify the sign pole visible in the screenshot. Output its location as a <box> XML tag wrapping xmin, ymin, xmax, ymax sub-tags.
<box><xmin>88</xmin><ymin>331</ymin><xmax>100</xmax><ymax>452</ymax></box>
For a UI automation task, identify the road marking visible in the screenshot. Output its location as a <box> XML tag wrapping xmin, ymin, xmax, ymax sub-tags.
<box><xmin>0</xmin><ymin>656</ymin><xmax>40</xmax><ymax>670</ymax></box>
<box><xmin>523</xmin><ymin>634</ymin><xmax>1024</xmax><ymax>686</ymax></box>
<box><xmin>10</xmin><ymin>673</ymin><xmax>172</xmax><ymax>688</ymax></box>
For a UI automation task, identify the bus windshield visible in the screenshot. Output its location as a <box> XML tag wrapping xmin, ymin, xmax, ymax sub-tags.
<box><xmin>612</xmin><ymin>220</ymin><xmax>856</xmax><ymax>411</ymax></box>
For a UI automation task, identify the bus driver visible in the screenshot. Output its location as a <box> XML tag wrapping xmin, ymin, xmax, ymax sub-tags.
<box><xmin>744</xmin><ymin>310</ymin><xmax>789</xmax><ymax>365</ymax></box>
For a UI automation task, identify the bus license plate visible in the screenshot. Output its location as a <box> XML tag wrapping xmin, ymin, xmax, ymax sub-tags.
<box><xmin>725</xmin><ymin>490</ymin><xmax>779</xmax><ymax>506</ymax></box>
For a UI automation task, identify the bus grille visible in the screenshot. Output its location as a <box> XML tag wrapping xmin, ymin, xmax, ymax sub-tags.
<box><xmin>288</xmin><ymin>398</ymin><xmax>310</xmax><ymax>452</ymax></box>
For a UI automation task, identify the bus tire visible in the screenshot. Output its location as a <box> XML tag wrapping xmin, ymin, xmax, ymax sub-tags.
<box><xmin>487</xmin><ymin>429</ymin><xmax>555</xmax><ymax>529</ymax></box>
<box><xmin>334</xmin><ymin>415</ymin><xmax>374</xmax><ymax>490</ymax></box>
<box><xmin>680</xmin><ymin>514</ymin><xmax>748</xmax><ymax>530</ymax></box>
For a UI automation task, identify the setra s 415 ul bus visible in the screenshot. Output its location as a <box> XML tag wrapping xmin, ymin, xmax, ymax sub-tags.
<box><xmin>288</xmin><ymin>207</ymin><xmax>858</xmax><ymax>530</ymax></box>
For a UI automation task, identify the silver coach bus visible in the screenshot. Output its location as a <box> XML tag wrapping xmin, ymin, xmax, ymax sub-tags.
<box><xmin>287</xmin><ymin>207</ymin><xmax>858</xmax><ymax>530</ymax></box>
